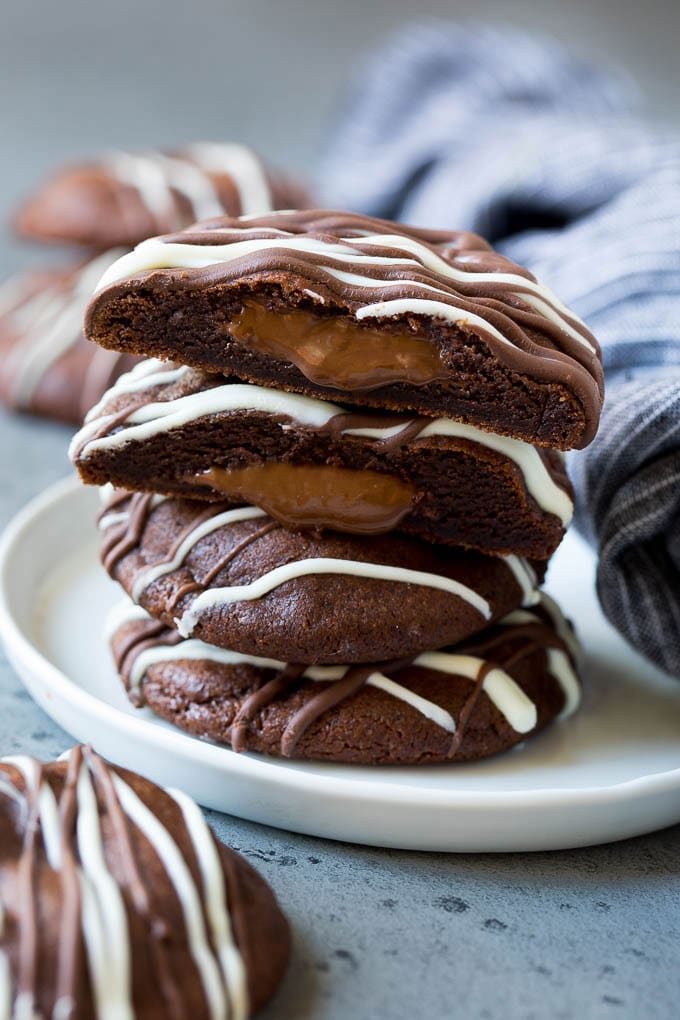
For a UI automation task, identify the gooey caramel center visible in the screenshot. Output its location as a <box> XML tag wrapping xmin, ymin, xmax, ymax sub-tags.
<box><xmin>229</xmin><ymin>299</ymin><xmax>447</xmax><ymax>391</ymax></box>
<box><xmin>191</xmin><ymin>462</ymin><xmax>416</xmax><ymax>535</ymax></box>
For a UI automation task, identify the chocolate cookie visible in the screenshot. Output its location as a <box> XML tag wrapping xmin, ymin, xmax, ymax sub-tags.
<box><xmin>98</xmin><ymin>490</ymin><xmax>543</xmax><ymax>664</ymax></box>
<box><xmin>85</xmin><ymin>210</ymin><xmax>603</xmax><ymax>449</ymax></box>
<box><xmin>0</xmin><ymin>745</ymin><xmax>290</xmax><ymax>1018</ymax></box>
<box><xmin>107</xmin><ymin>593</ymin><xmax>580</xmax><ymax>764</ymax></box>
<box><xmin>0</xmin><ymin>252</ymin><xmax>139</xmax><ymax>424</ymax></box>
<box><xmin>71</xmin><ymin>359</ymin><xmax>573</xmax><ymax>558</ymax></box>
<box><xmin>14</xmin><ymin>144</ymin><xmax>308</xmax><ymax>249</ymax></box>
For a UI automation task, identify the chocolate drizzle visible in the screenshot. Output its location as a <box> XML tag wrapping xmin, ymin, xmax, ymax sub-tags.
<box><xmin>279</xmin><ymin>662</ymin><xmax>400</xmax><ymax>757</ymax></box>
<box><xmin>54</xmin><ymin>750</ymin><xmax>82</xmax><ymax>1020</ymax></box>
<box><xmin>75</xmin><ymin>397</ymin><xmax>149</xmax><ymax>463</ymax></box>
<box><xmin>446</xmin><ymin>661</ymin><xmax>495</xmax><ymax>758</ymax></box>
<box><xmin>319</xmin><ymin>410</ymin><xmax>430</xmax><ymax>453</ymax></box>
<box><xmin>86</xmin><ymin>752</ymin><xmax>184</xmax><ymax>1019</ymax></box>
<box><xmin>99</xmin><ymin>492</ymin><xmax>280</xmax><ymax>594</ymax></box>
<box><xmin>164</xmin><ymin>518</ymin><xmax>281</xmax><ymax>614</ymax></box>
<box><xmin>100</xmin><ymin>491</ymin><xmax>157</xmax><ymax>572</ymax></box>
<box><xmin>231</xmin><ymin>664</ymin><xmax>307</xmax><ymax>753</ymax></box>
<box><xmin>114</xmin><ymin>619</ymin><xmax>184</xmax><ymax>707</ymax></box>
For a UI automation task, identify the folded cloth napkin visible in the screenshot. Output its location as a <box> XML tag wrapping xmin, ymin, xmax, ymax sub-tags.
<box><xmin>321</xmin><ymin>22</ymin><xmax>680</xmax><ymax>677</ymax></box>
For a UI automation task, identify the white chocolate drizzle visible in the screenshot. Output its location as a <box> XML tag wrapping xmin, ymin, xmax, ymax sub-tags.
<box><xmin>175</xmin><ymin>557</ymin><xmax>492</xmax><ymax>637</ymax></box>
<box><xmin>75</xmin><ymin>761</ymin><xmax>134</xmax><ymax>1020</ymax></box>
<box><xmin>84</xmin><ymin>358</ymin><xmax>191</xmax><ymax>422</ymax></box>
<box><xmin>105</xmin><ymin>143</ymin><xmax>273</xmax><ymax>230</ymax></box>
<box><xmin>110</xmin><ymin>775</ymin><xmax>227</xmax><ymax>1020</ymax></box>
<box><xmin>167</xmin><ymin>789</ymin><xmax>248</xmax><ymax>1020</ymax></box>
<box><xmin>503</xmin><ymin>556</ymin><xmax>539</xmax><ymax>607</ymax></box>
<box><xmin>130</xmin><ymin>506</ymin><xmax>266</xmax><ymax>602</ymax></box>
<box><xmin>501</xmin><ymin>592</ymin><xmax>581</xmax><ymax>718</ymax></box>
<box><xmin>98</xmin><ymin>493</ymin><xmax>167</xmax><ymax>533</ymax></box>
<box><xmin>186</xmin><ymin>143</ymin><xmax>272</xmax><ymax>217</ymax></box>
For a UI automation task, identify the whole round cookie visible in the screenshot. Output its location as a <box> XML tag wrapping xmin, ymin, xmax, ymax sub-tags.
<box><xmin>0</xmin><ymin>745</ymin><xmax>290</xmax><ymax>1018</ymax></box>
<box><xmin>0</xmin><ymin>252</ymin><xmax>139</xmax><ymax>425</ymax></box>
<box><xmin>14</xmin><ymin>144</ymin><xmax>309</xmax><ymax>249</ymax></box>
<box><xmin>99</xmin><ymin>490</ymin><xmax>542</xmax><ymax>664</ymax></box>
<box><xmin>108</xmin><ymin>594</ymin><xmax>581</xmax><ymax>764</ymax></box>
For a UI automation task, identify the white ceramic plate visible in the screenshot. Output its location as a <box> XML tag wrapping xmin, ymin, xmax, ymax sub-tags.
<box><xmin>1</xmin><ymin>475</ymin><xmax>680</xmax><ymax>852</ymax></box>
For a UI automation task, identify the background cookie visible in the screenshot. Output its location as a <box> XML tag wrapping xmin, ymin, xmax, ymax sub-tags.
<box><xmin>0</xmin><ymin>745</ymin><xmax>290</xmax><ymax>1018</ymax></box>
<box><xmin>85</xmin><ymin>210</ymin><xmax>603</xmax><ymax>449</ymax></box>
<box><xmin>72</xmin><ymin>359</ymin><xmax>573</xmax><ymax>558</ymax></box>
<box><xmin>0</xmin><ymin>252</ymin><xmax>139</xmax><ymax>424</ymax></box>
<box><xmin>108</xmin><ymin>593</ymin><xmax>581</xmax><ymax>764</ymax></box>
<box><xmin>98</xmin><ymin>490</ymin><xmax>543</xmax><ymax>664</ymax></box>
<box><xmin>14</xmin><ymin>144</ymin><xmax>309</xmax><ymax>249</ymax></box>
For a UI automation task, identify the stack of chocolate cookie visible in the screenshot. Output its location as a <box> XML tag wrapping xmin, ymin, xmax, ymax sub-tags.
<box><xmin>70</xmin><ymin>210</ymin><xmax>603</xmax><ymax>765</ymax></box>
<box><xmin>0</xmin><ymin>144</ymin><xmax>305</xmax><ymax>424</ymax></box>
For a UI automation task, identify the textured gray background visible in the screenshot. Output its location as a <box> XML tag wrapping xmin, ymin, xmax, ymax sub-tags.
<box><xmin>1</xmin><ymin>0</ymin><xmax>680</xmax><ymax>276</ymax></box>
<box><xmin>1</xmin><ymin>2</ymin><xmax>680</xmax><ymax>1018</ymax></box>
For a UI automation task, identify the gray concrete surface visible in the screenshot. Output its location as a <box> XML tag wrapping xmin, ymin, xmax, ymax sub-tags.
<box><xmin>1</xmin><ymin>2</ymin><xmax>680</xmax><ymax>1017</ymax></box>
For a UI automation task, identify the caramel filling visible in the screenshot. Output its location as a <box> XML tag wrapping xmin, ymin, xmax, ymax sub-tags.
<box><xmin>229</xmin><ymin>299</ymin><xmax>448</xmax><ymax>391</ymax></box>
<box><xmin>190</xmin><ymin>462</ymin><xmax>416</xmax><ymax>535</ymax></box>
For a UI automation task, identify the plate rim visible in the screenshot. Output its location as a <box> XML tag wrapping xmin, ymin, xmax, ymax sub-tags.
<box><xmin>1</xmin><ymin>474</ymin><xmax>680</xmax><ymax>812</ymax></box>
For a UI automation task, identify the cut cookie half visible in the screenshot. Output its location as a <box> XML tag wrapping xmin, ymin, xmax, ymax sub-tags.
<box><xmin>84</xmin><ymin>210</ymin><xmax>603</xmax><ymax>449</ymax></box>
<box><xmin>72</xmin><ymin>358</ymin><xmax>574</xmax><ymax>558</ymax></box>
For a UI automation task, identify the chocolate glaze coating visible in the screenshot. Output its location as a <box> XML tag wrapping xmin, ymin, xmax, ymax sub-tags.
<box><xmin>0</xmin><ymin>746</ymin><xmax>290</xmax><ymax>1018</ymax></box>
<box><xmin>99</xmin><ymin>492</ymin><xmax>544</xmax><ymax>664</ymax></box>
<box><xmin>110</xmin><ymin>598</ymin><xmax>580</xmax><ymax>764</ymax></box>
<box><xmin>0</xmin><ymin>258</ymin><xmax>139</xmax><ymax>425</ymax></box>
<box><xmin>14</xmin><ymin>147</ymin><xmax>309</xmax><ymax>249</ymax></box>
<box><xmin>84</xmin><ymin>210</ymin><xmax>603</xmax><ymax>449</ymax></box>
<box><xmin>73</xmin><ymin>363</ymin><xmax>572</xmax><ymax>559</ymax></box>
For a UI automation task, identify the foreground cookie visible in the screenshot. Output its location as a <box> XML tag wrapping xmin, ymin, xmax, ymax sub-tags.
<box><xmin>0</xmin><ymin>745</ymin><xmax>289</xmax><ymax>1018</ymax></box>
<box><xmin>99</xmin><ymin>490</ymin><xmax>541</xmax><ymax>663</ymax></box>
<box><xmin>85</xmin><ymin>210</ymin><xmax>603</xmax><ymax>449</ymax></box>
<box><xmin>108</xmin><ymin>593</ymin><xmax>580</xmax><ymax>764</ymax></box>
<box><xmin>0</xmin><ymin>253</ymin><xmax>138</xmax><ymax>424</ymax></box>
<box><xmin>15</xmin><ymin>144</ymin><xmax>308</xmax><ymax>249</ymax></box>
<box><xmin>72</xmin><ymin>359</ymin><xmax>573</xmax><ymax>558</ymax></box>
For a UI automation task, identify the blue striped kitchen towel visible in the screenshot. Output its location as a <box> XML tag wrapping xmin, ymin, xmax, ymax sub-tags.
<box><xmin>321</xmin><ymin>22</ymin><xmax>680</xmax><ymax>677</ymax></box>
